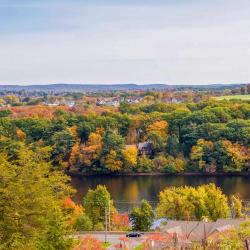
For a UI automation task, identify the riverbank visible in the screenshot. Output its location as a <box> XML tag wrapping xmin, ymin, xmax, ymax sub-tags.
<box><xmin>67</xmin><ymin>171</ymin><xmax>250</xmax><ymax>177</ymax></box>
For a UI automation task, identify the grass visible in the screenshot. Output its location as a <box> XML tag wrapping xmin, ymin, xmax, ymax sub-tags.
<box><xmin>215</xmin><ymin>94</ymin><xmax>250</xmax><ymax>100</ymax></box>
<box><xmin>102</xmin><ymin>242</ymin><xmax>112</xmax><ymax>249</ymax></box>
<box><xmin>133</xmin><ymin>244</ymin><xmax>144</xmax><ymax>250</ymax></box>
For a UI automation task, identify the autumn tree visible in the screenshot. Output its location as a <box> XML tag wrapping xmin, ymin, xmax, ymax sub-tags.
<box><xmin>156</xmin><ymin>184</ymin><xmax>230</xmax><ymax>221</ymax></box>
<box><xmin>147</xmin><ymin>120</ymin><xmax>168</xmax><ymax>138</ymax></box>
<box><xmin>70</xmin><ymin>131</ymin><xmax>103</xmax><ymax>171</ymax></box>
<box><xmin>69</xmin><ymin>140</ymin><xmax>81</xmax><ymax>170</ymax></box>
<box><xmin>0</xmin><ymin>143</ymin><xmax>74</xmax><ymax>249</ymax></box>
<box><xmin>101</xmin><ymin>149</ymin><xmax>123</xmax><ymax>172</ymax></box>
<box><xmin>113</xmin><ymin>212</ymin><xmax>130</xmax><ymax>231</ymax></box>
<box><xmin>212</xmin><ymin>220</ymin><xmax>250</xmax><ymax>250</ymax></box>
<box><xmin>73</xmin><ymin>236</ymin><xmax>104</xmax><ymax>250</ymax></box>
<box><xmin>190</xmin><ymin>139</ymin><xmax>215</xmax><ymax>172</ymax></box>
<box><xmin>214</xmin><ymin>140</ymin><xmax>246</xmax><ymax>172</ymax></box>
<box><xmin>163</xmin><ymin>155</ymin><xmax>186</xmax><ymax>173</ymax></box>
<box><xmin>137</xmin><ymin>154</ymin><xmax>154</xmax><ymax>172</ymax></box>
<box><xmin>231</xmin><ymin>195</ymin><xmax>243</xmax><ymax>219</ymax></box>
<box><xmin>122</xmin><ymin>145</ymin><xmax>138</xmax><ymax>170</ymax></box>
<box><xmin>16</xmin><ymin>128</ymin><xmax>26</xmax><ymax>141</ymax></box>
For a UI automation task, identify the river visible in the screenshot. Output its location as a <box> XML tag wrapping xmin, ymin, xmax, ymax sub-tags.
<box><xmin>71</xmin><ymin>175</ymin><xmax>250</xmax><ymax>212</ymax></box>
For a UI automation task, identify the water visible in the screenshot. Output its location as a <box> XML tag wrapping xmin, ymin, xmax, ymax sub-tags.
<box><xmin>71</xmin><ymin>175</ymin><xmax>250</xmax><ymax>212</ymax></box>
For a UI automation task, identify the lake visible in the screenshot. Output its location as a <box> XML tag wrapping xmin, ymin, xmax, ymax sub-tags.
<box><xmin>71</xmin><ymin>175</ymin><xmax>250</xmax><ymax>212</ymax></box>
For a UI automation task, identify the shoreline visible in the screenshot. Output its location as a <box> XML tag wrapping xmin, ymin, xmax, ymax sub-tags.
<box><xmin>67</xmin><ymin>171</ymin><xmax>250</xmax><ymax>177</ymax></box>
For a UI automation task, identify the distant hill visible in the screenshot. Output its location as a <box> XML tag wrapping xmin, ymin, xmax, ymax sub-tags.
<box><xmin>0</xmin><ymin>83</ymin><xmax>246</xmax><ymax>93</ymax></box>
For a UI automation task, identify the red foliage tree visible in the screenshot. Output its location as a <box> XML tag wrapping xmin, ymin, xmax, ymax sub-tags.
<box><xmin>73</xmin><ymin>235</ymin><xmax>104</xmax><ymax>250</ymax></box>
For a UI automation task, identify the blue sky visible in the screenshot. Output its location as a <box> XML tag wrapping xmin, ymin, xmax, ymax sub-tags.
<box><xmin>1</xmin><ymin>0</ymin><xmax>250</xmax><ymax>85</ymax></box>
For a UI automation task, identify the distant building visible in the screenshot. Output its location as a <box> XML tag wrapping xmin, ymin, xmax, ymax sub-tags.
<box><xmin>138</xmin><ymin>141</ymin><xmax>154</xmax><ymax>156</ymax></box>
<box><xmin>45</xmin><ymin>100</ymin><xmax>60</xmax><ymax>106</ymax></box>
<box><xmin>126</xmin><ymin>97</ymin><xmax>143</xmax><ymax>104</ymax></box>
<box><xmin>65</xmin><ymin>100</ymin><xmax>75</xmax><ymax>107</ymax></box>
<box><xmin>96</xmin><ymin>98</ymin><xmax>120</xmax><ymax>107</ymax></box>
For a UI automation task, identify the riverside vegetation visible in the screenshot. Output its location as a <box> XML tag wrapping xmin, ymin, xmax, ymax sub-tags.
<box><xmin>0</xmin><ymin>98</ymin><xmax>249</xmax><ymax>175</ymax></box>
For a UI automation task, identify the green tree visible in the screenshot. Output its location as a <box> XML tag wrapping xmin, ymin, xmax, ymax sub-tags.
<box><xmin>50</xmin><ymin>130</ymin><xmax>75</xmax><ymax>166</ymax></box>
<box><xmin>83</xmin><ymin>185</ymin><xmax>116</xmax><ymax>230</ymax></box>
<box><xmin>0</xmin><ymin>109</ymin><xmax>12</xmax><ymax>118</ymax></box>
<box><xmin>166</xmin><ymin>134</ymin><xmax>180</xmax><ymax>157</ymax></box>
<box><xmin>231</xmin><ymin>195</ymin><xmax>243</xmax><ymax>218</ymax></box>
<box><xmin>102</xmin><ymin>131</ymin><xmax>125</xmax><ymax>155</ymax></box>
<box><xmin>129</xmin><ymin>200</ymin><xmax>154</xmax><ymax>231</ymax></box>
<box><xmin>199</xmin><ymin>183</ymin><xmax>230</xmax><ymax>221</ymax></box>
<box><xmin>137</xmin><ymin>155</ymin><xmax>154</xmax><ymax>172</ymax></box>
<box><xmin>0</xmin><ymin>143</ymin><xmax>74</xmax><ymax>249</ymax></box>
<box><xmin>74</xmin><ymin>214</ymin><xmax>93</xmax><ymax>231</ymax></box>
<box><xmin>215</xmin><ymin>220</ymin><xmax>250</xmax><ymax>250</ymax></box>
<box><xmin>147</xmin><ymin>131</ymin><xmax>165</xmax><ymax>152</ymax></box>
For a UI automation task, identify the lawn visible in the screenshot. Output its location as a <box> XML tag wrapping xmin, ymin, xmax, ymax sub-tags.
<box><xmin>215</xmin><ymin>94</ymin><xmax>250</xmax><ymax>100</ymax></box>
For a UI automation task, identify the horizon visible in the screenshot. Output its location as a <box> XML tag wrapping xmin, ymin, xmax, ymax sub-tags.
<box><xmin>1</xmin><ymin>0</ymin><xmax>250</xmax><ymax>85</ymax></box>
<box><xmin>0</xmin><ymin>82</ymin><xmax>247</xmax><ymax>87</ymax></box>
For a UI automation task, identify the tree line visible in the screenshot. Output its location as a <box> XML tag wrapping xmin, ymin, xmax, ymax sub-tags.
<box><xmin>0</xmin><ymin>99</ymin><xmax>249</xmax><ymax>174</ymax></box>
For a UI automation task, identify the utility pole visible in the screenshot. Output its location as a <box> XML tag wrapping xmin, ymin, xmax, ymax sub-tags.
<box><xmin>246</xmin><ymin>240</ymin><xmax>250</xmax><ymax>250</ymax></box>
<box><xmin>108</xmin><ymin>199</ymin><xmax>111</xmax><ymax>231</ymax></box>
<box><xmin>203</xmin><ymin>222</ymin><xmax>207</xmax><ymax>250</ymax></box>
<box><xmin>105</xmin><ymin>207</ymin><xmax>108</xmax><ymax>243</ymax></box>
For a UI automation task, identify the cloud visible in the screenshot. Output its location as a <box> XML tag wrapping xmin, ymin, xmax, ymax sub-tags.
<box><xmin>0</xmin><ymin>0</ymin><xmax>250</xmax><ymax>84</ymax></box>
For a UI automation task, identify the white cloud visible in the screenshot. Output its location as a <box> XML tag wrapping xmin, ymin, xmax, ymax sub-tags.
<box><xmin>0</xmin><ymin>0</ymin><xmax>250</xmax><ymax>84</ymax></box>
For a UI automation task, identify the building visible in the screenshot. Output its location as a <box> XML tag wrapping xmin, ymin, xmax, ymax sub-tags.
<box><xmin>138</xmin><ymin>141</ymin><xmax>154</xmax><ymax>156</ymax></box>
<box><xmin>155</xmin><ymin>218</ymin><xmax>245</xmax><ymax>243</ymax></box>
<box><xmin>96</xmin><ymin>98</ymin><xmax>120</xmax><ymax>107</ymax></box>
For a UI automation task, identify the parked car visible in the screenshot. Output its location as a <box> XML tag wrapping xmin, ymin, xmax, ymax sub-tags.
<box><xmin>126</xmin><ymin>232</ymin><xmax>142</xmax><ymax>238</ymax></box>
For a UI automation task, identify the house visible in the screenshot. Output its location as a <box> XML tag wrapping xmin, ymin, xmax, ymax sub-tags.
<box><xmin>45</xmin><ymin>100</ymin><xmax>60</xmax><ymax>106</ymax></box>
<box><xmin>126</xmin><ymin>97</ymin><xmax>143</xmax><ymax>104</ymax></box>
<box><xmin>138</xmin><ymin>141</ymin><xmax>154</xmax><ymax>156</ymax></box>
<box><xmin>96</xmin><ymin>98</ymin><xmax>120</xmax><ymax>107</ymax></box>
<box><xmin>156</xmin><ymin>218</ymin><xmax>245</xmax><ymax>243</ymax></box>
<box><xmin>65</xmin><ymin>100</ymin><xmax>75</xmax><ymax>107</ymax></box>
<box><xmin>150</xmin><ymin>218</ymin><xmax>168</xmax><ymax>230</ymax></box>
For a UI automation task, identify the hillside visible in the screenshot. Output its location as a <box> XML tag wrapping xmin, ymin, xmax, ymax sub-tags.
<box><xmin>0</xmin><ymin>83</ymin><xmax>246</xmax><ymax>93</ymax></box>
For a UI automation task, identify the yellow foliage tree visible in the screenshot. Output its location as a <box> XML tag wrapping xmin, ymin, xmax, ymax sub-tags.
<box><xmin>102</xmin><ymin>150</ymin><xmax>123</xmax><ymax>172</ymax></box>
<box><xmin>81</xmin><ymin>132</ymin><xmax>103</xmax><ymax>166</ymax></box>
<box><xmin>190</xmin><ymin>139</ymin><xmax>214</xmax><ymax>169</ymax></box>
<box><xmin>87</xmin><ymin>132</ymin><xmax>102</xmax><ymax>148</ymax></box>
<box><xmin>122</xmin><ymin>145</ymin><xmax>138</xmax><ymax>169</ymax></box>
<box><xmin>67</xmin><ymin>125</ymin><xmax>78</xmax><ymax>139</ymax></box>
<box><xmin>147</xmin><ymin>120</ymin><xmax>168</xmax><ymax>137</ymax></box>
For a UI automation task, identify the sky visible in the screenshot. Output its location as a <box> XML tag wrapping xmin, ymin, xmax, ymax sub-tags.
<box><xmin>0</xmin><ymin>0</ymin><xmax>250</xmax><ymax>85</ymax></box>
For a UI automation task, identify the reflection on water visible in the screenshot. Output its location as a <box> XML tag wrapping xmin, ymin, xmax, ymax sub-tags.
<box><xmin>71</xmin><ymin>175</ymin><xmax>250</xmax><ymax>212</ymax></box>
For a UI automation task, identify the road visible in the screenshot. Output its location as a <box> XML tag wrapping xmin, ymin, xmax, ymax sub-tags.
<box><xmin>74</xmin><ymin>232</ymin><xmax>148</xmax><ymax>249</ymax></box>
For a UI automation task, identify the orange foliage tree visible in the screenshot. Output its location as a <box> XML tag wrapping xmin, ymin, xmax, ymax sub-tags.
<box><xmin>112</xmin><ymin>212</ymin><xmax>130</xmax><ymax>231</ymax></box>
<box><xmin>16</xmin><ymin>128</ymin><xmax>26</xmax><ymax>141</ymax></box>
<box><xmin>73</xmin><ymin>236</ymin><xmax>104</xmax><ymax>250</ymax></box>
<box><xmin>62</xmin><ymin>197</ymin><xmax>83</xmax><ymax>225</ymax></box>
<box><xmin>147</xmin><ymin>120</ymin><xmax>168</xmax><ymax>138</ymax></box>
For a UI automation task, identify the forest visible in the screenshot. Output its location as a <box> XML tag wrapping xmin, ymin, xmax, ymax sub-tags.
<box><xmin>0</xmin><ymin>97</ymin><xmax>249</xmax><ymax>174</ymax></box>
